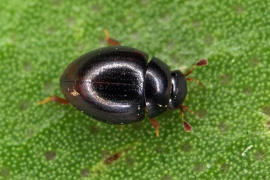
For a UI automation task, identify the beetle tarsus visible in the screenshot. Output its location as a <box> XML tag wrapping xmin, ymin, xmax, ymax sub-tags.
<box><xmin>38</xmin><ymin>96</ymin><xmax>69</xmax><ymax>105</ymax></box>
<box><xmin>150</xmin><ymin>119</ymin><xmax>160</xmax><ymax>137</ymax></box>
<box><xmin>104</xmin><ymin>29</ymin><xmax>121</xmax><ymax>46</ymax></box>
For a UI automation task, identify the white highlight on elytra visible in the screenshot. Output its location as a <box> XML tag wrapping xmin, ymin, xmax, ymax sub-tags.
<box><xmin>84</xmin><ymin>61</ymin><xmax>144</xmax><ymax>110</ymax></box>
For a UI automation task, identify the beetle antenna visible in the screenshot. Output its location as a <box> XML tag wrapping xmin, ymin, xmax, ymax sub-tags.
<box><xmin>180</xmin><ymin>105</ymin><xmax>193</xmax><ymax>132</ymax></box>
<box><xmin>186</xmin><ymin>77</ymin><xmax>204</xmax><ymax>87</ymax></box>
<box><xmin>184</xmin><ymin>59</ymin><xmax>208</xmax><ymax>77</ymax></box>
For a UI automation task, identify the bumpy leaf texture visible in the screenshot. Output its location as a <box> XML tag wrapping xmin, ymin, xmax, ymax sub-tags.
<box><xmin>1</xmin><ymin>0</ymin><xmax>270</xmax><ymax>179</ymax></box>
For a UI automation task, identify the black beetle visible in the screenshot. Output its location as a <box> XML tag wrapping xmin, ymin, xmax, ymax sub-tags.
<box><xmin>39</xmin><ymin>30</ymin><xmax>207</xmax><ymax>136</ymax></box>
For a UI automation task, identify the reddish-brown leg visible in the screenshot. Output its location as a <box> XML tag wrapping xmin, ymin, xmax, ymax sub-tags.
<box><xmin>179</xmin><ymin>105</ymin><xmax>192</xmax><ymax>132</ymax></box>
<box><xmin>104</xmin><ymin>29</ymin><xmax>121</xmax><ymax>46</ymax></box>
<box><xmin>38</xmin><ymin>96</ymin><xmax>69</xmax><ymax>105</ymax></box>
<box><xmin>120</xmin><ymin>125</ymin><xmax>124</xmax><ymax>131</ymax></box>
<box><xmin>104</xmin><ymin>152</ymin><xmax>122</xmax><ymax>165</ymax></box>
<box><xmin>150</xmin><ymin>119</ymin><xmax>160</xmax><ymax>137</ymax></box>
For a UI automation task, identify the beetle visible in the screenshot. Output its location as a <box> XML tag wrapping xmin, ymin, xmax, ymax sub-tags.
<box><xmin>39</xmin><ymin>30</ymin><xmax>207</xmax><ymax>137</ymax></box>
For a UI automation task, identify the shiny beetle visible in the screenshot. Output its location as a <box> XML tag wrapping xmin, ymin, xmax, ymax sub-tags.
<box><xmin>39</xmin><ymin>30</ymin><xmax>207</xmax><ymax>136</ymax></box>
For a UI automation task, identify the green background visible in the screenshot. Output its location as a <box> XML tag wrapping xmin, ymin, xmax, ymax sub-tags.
<box><xmin>1</xmin><ymin>0</ymin><xmax>270</xmax><ymax>179</ymax></box>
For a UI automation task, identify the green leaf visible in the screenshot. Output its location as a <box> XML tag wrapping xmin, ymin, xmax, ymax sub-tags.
<box><xmin>1</xmin><ymin>0</ymin><xmax>270</xmax><ymax>179</ymax></box>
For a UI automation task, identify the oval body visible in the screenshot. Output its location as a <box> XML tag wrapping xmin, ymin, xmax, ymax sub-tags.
<box><xmin>60</xmin><ymin>46</ymin><xmax>148</xmax><ymax>124</ymax></box>
<box><xmin>60</xmin><ymin>46</ymin><xmax>188</xmax><ymax>124</ymax></box>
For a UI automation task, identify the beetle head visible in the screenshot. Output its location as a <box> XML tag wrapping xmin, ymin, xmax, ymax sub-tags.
<box><xmin>168</xmin><ymin>70</ymin><xmax>187</xmax><ymax>109</ymax></box>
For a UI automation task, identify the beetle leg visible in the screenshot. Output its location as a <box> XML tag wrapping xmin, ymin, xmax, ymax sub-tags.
<box><xmin>104</xmin><ymin>29</ymin><xmax>121</xmax><ymax>46</ymax></box>
<box><xmin>184</xmin><ymin>59</ymin><xmax>208</xmax><ymax>77</ymax></box>
<box><xmin>104</xmin><ymin>152</ymin><xmax>122</xmax><ymax>164</ymax></box>
<box><xmin>179</xmin><ymin>105</ymin><xmax>192</xmax><ymax>132</ymax></box>
<box><xmin>150</xmin><ymin>119</ymin><xmax>160</xmax><ymax>137</ymax></box>
<box><xmin>120</xmin><ymin>125</ymin><xmax>124</xmax><ymax>131</ymax></box>
<box><xmin>38</xmin><ymin>96</ymin><xmax>69</xmax><ymax>105</ymax></box>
